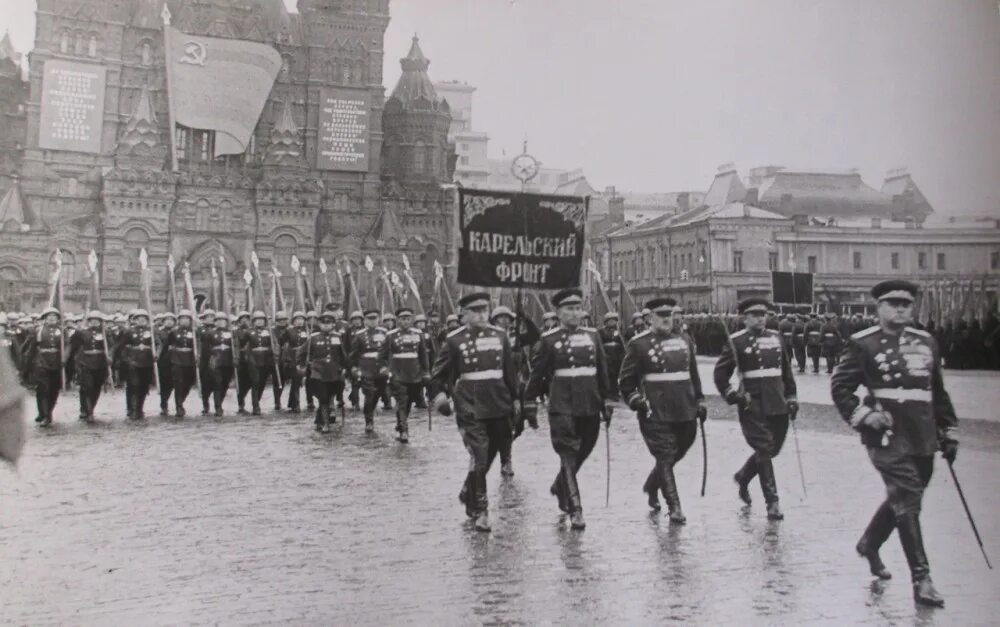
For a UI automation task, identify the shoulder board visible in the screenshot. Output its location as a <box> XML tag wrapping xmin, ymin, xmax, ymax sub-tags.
<box><xmin>446</xmin><ymin>325</ymin><xmax>468</xmax><ymax>339</ymax></box>
<box><xmin>730</xmin><ymin>329</ymin><xmax>747</xmax><ymax>339</ymax></box>
<box><xmin>486</xmin><ymin>324</ymin><xmax>504</xmax><ymax>333</ymax></box>
<box><xmin>542</xmin><ymin>327</ymin><xmax>561</xmax><ymax>337</ymax></box>
<box><xmin>579</xmin><ymin>326</ymin><xmax>597</xmax><ymax>333</ymax></box>
<box><xmin>386</xmin><ymin>328</ymin><xmax>399</xmax><ymax>336</ymax></box>
<box><xmin>850</xmin><ymin>326</ymin><xmax>880</xmax><ymax>340</ymax></box>
<box><xmin>310</xmin><ymin>330</ymin><xmax>322</xmax><ymax>337</ymax></box>
<box><xmin>374</xmin><ymin>326</ymin><xmax>387</xmax><ymax>332</ymax></box>
<box><xmin>765</xmin><ymin>329</ymin><xmax>780</xmax><ymax>335</ymax></box>
<box><xmin>628</xmin><ymin>330</ymin><xmax>650</xmax><ymax>344</ymax></box>
<box><xmin>904</xmin><ymin>326</ymin><xmax>930</xmax><ymax>338</ymax></box>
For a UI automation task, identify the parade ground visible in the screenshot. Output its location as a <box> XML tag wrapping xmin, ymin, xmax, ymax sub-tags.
<box><xmin>2</xmin><ymin>370</ymin><xmax>999</xmax><ymax>625</ymax></box>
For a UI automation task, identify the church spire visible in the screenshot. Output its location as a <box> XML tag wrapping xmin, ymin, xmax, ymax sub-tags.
<box><xmin>116</xmin><ymin>85</ymin><xmax>166</xmax><ymax>167</ymax></box>
<box><xmin>390</xmin><ymin>34</ymin><xmax>439</xmax><ymax>105</ymax></box>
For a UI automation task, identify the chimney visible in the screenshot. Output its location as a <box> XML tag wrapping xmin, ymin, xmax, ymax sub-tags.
<box><xmin>677</xmin><ymin>192</ymin><xmax>690</xmax><ymax>213</ymax></box>
<box><xmin>744</xmin><ymin>187</ymin><xmax>759</xmax><ymax>206</ymax></box>
<box><xmin>608</xmin><ymin>193</ymin><xmax>625</xmax><ymax>223</ymax></box>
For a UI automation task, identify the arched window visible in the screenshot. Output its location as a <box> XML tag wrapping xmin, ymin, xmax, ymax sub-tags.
<box><xmin>88</xmin><ymin>35</ymin><xmax>97</xmax><ymax>57</ymax></box>
<box><xmin>274</xmin><ymin>234</ymin><xmax>297</xmax><ymax>271</ymax></box>
<box><xmin>141</xmin><ymin>41</ymin><xmax>151</xmax><ymax>65</ymax></box>
<box><xmin>75</xmin><ymin>31</ymin><xmax>84</xmax><ymax>55</ymax></box>
<box><xmin>413</xmin><ymin>140</ymin><xmax>426</xmax><ymax>173</ymax></box>
<box><xmin>60</xmin><ymin>31</ymin><xmax>69</xmax><ymax>53</ymax></box>
<box><xmin>124</xmin><ymin>228</ymin><xmax>150</xmax><ymax>271</ymax></box>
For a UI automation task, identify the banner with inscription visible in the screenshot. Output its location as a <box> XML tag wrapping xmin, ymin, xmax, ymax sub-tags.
<box><xmin>38</xmin><ymin>60</ymin><xmax>107</xmax><ymax>154</ymax></box>
<box><xmin>316</xmin><ymin>87</ymin><xmax>370</xmax><ymax>172</ymax></box>
<box><xmin>167</xmin><ymin>27</ymin><xmax>282</xmax><ymax>157</ymax></box>
<box><xmin>457</xmin><ymin>189</ymin><xmax>588</xmax><ymax>289</ymax></box>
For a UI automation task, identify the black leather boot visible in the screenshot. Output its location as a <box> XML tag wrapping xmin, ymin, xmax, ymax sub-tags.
<box><xmin>734</xmin><ymin>454</ymin><xmax>756</xmax><ymax>505</ymax></box>
<box><xmin>643</xmin><ymin>469</ymin><xmax>661</xmax><ymax>511</ymax></box>
<box><xmin>659</xmin><ymin>463</ymin><xmax>686</xmax><ymax>525</ymax></box>
<box><xmin>396</xmin><ymin>409</ymin><xmax>409</xmax><ymax>443</ymax></box>
<box><xmin>472</xmin><ymin>471</ymin><xmax>490</xmax><ymax>532</ymax></box>
<box><xmin>897</xmin><ymin>513</ymin><xmax>944</xmax><ymax>607</ymax></box>
<box><xmin>856</xmin><ymin>500</ymin><xmax>894</xmax><ymax>580</ymax></box>
<box><xmin>757</xmin><ymin>456</ymin><xmax>783</xmax><ymax>519</ymax></box>
<box><xmin>563</xmin><ymin>463</ymin><xmax>585</xmax><ymax>530</ymax></box>
<box><xmin>550</xmin><ymin>476</ymin><xmax>570</xmax><ymax>514</ymax></box>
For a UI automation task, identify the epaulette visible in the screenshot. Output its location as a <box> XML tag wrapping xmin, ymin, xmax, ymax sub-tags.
<box><xmin>375</xmin><ymin>326</ymin><xmax>388</xmax><ymax>332</ymax></box>
<box><xmin>627</xmin><ymin>330</ymin><xmax>650</xmax><ymax>345</ymax></box>
<box><xmin>579</xmin><ymin>326</ymin><xmax>597</xmax><ymax>333</ymax></box>
<box><xmin>764</xmin><ymin>328</ymin><xmax>780</xmax><ymax>335</ymax></box>
<box><xmin>486</xmin><ymin>324</ymin><xmax>504</xmax><ymax>333</ymax></box>
<box><xmin>850</xmin><ymin>326</ymin><xmax>880</xmax><ymax>340</ymax></box>
<box><xmin>904</xmin><ymin>326</ymin><xmax>931</xmax><ymax>338</ymax></box>
<box><xmin>446</xmin><ymin>325</ymin><xmax>468</xmax><ymax>339</ymax></box>
<box><xmin>730</xmin><ymin>329</ymin><xmax>747</xmax><ymax>338</ymax></box>
<box><xmin>385</xmin><ymin>328</ymin><xmax>399</xmax><ymax>336</ymax></box>
<box><xmin>542</xmin><ymin>327</ymin><xmax>561</xmax><ymax>337</ymax></box>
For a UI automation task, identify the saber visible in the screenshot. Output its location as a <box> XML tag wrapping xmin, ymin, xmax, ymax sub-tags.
<box><xmin>947</xmin><ymin>460</ymin><xmax>993</xmax><ymax>569</ymax></box>
<box><xmin>791</xmin><ymin>419</ymin><xmax>807</xmax><ymax>498</ymax></box>
<box><xmin>699</xmin><ymin>418</ymin><xmax>708</xmax><ymax>497</ymax></box>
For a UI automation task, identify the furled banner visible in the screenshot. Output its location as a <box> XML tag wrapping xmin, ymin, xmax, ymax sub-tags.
<box><xmin>457</xmin><ymin>189</ymin><xmax>588</xmax><ymax>289</ymax></box>
<box><xmin>167</xmin><ymin>26</ymin><xmax>281</xmax><ymax>156</ymax></box>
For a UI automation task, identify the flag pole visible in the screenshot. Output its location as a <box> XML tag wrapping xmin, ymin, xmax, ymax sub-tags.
<box><xmin>161</xmin><ymin>4</ymin><xmax>179</xmax><ymax>172</ymax></box>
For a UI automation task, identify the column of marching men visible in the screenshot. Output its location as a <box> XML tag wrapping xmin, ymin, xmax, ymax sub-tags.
<box><xmin>0</xmin><ymin>277</ymin><xmax>964</xmax><ymax>608</ymax></box>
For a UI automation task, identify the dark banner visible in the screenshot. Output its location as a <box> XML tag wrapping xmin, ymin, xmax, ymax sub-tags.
<box><xmin>457</xmin><ymin>189</ymin><xmax>588</xmax><ymax>289</ymax></box>
<box><xmin>771</xmin><ymin>271</ymin><xmax>814</xmax><ymax>304</ymax></box>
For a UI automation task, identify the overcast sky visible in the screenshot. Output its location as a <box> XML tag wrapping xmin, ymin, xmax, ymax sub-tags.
<box><xmin>2</xmin><ymin>0</ymin><xmax>998</xmax><ymax>215</ymax></box>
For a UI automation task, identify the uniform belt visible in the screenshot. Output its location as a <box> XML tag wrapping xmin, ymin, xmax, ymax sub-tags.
<box><xmin>362</xmin><ymin>352</ymin><xmax>378</xmax><ymax>358</ymax></box>
<box><xmin>603</xmin><ymin>341</ymin><xmax>619</xmax><ymax>346</ymax></box>
<box><xmin>743</xmin><ymin>367</ymin><xmax>782</xmax><ymax>379</ymax></box>
<box><xmin>554</xmin><ymin>366</ymin><xmax>596</xmax><ymax>377</ymax></box>
<box><xmin>250</xmin><ymin>347</ymin><xmax>272</xmax><ymax>351</ymax></box>
<box><xmin>808</xmin><ymin>332</ymin><xmax>820</xmax><ymax>335</ymax></box>
<box><xmin>39</xmin><ymin>348</ymin><xmax>58</xmax><ymax>353</ymax></box>
<box><xmin>83</xmin><ymin>350</ymin><xmax>105</xmax><ymax>355</ymax></box>
<box><xmin>172</xmin><ymin>347</ymin><xmax>193</xmax><ymax>351</ymax></box>
<box><xmin>393</xmin><ymin>352</ymin><xmax>418</xmax><ymax>359</ymax></box>
<box><xmin>459</xmin><ymin>369</ymin><xmax>503</xmax><ymax>381</ymax></box>
<box><xmin>873</xmin><ymin>388</ymin><xmax>932</xmax><ymax>402</ymax></box>
<box><xmin>643</xmin><ymin>371</ymin><xmax>690</xmax><ymax>382</ymax></box>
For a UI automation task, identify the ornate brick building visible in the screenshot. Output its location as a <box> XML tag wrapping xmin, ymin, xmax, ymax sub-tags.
<box><xmin>0</xmin><ymin>0</ymin><xmax>456</xmax><ymax>311</ymax></box>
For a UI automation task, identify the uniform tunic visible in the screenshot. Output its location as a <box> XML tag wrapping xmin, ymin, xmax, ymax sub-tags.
<box><xmin>163</xmin><ymin>327</ymin><xmax>198</xmax><ymax>409</ymax></box>
<box><xmin>67</xmin><ymin>328</ymin><xmax>109</xmax><ymax>417</ymax></box>
<box><xmin>203</xmin><ymin>328</ymin><xmax>236</xmax><ymax>410</ymax></box>
<box><xmin>349</xmin><ymin>326</ymin><xmax>389</xmax><ymax>419</ymax></box>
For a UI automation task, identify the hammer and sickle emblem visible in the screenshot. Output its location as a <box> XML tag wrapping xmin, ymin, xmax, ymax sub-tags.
<box><xmin>179</xmin><ymin>41</ymin><xmax>207</xmax><ymax>66</ymax></box>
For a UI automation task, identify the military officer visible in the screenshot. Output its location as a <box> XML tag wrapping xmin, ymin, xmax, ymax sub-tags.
<box><xmin>303</xmin><ymin>310</ymin><xmax>318</xmax><ymax>412</ymax></box>
<box><xmin>830</xmin><ymin>280</ymin><xmax>956</xmax><ymax>607</ymax></box>
<box><xmin>413</xmin><ymin>313</ymin><xmax>432</xmax><ymax>410</ymax></box>
<box><xmin>349</xmin><ymin>309</ymin><xmax>388</xmax><ymax>433</ymax></box>
<box><xmin>792</xmin><ymin>312</ymin><xmax>807</xmax><ymax>373</ymax></box>
<box><xmin>598</xmin><ymin>312</ymin><xmax>625</xmax><ymax>400</ymax></box>
<box><xmin>197</xmin><ymin>309</ymin><xmax>216</xmax><ymax>415</ymax></box>
<box><xmin>113</xmin><ymin>309</ymin><xmax>156</xmax><ymax>420</ymax></box>
<box><xmin>156</xmin><ymin>312</ymin><xmax>177</xmax><ymax>416</ymax></box>
<box><xmin>244</xmin><ymin>310</ymin><xmax>280</xmax><ymax>415</ymax></box>
<box><xmin>778</xmin><ymin>313</ymin><xmax>795</xmax><ymax>363</ymax></box>
<box><xmin>821</xmin><ymin>312</ymin><xmax>843</xmax><ymax>373</ymax></box>
<box><xmin>431</xmin><ymin>292</ymin><xmax>518</xmax><ymax>532</ymax></box>
<box><xmin>203</xmin><ymin>312</ymin><xmax>236</xmax><ymax>417</ymax></box>
<box><xmin>489</xmin><ymin>305</ymin><xmax>540</xmax><ymax>476</ymax></box>
<box><xmin>805</xmin><ymin>312</ymin><xmax>823</xmax><ymax>374</ymax></box>
<box><xmin>161</xmin><ymin>309</ymin><xmax>198</xmax><ymax>417</ymax></box>
<box><xmin>378</xmin><ymin>307</ymin><xmax>430</xmax><ymax>443</ymax></box>
<box><xmin>66</xmin><ymin>310</ymin><xmax>111</xmax><ymax>422</ymax></box>
<box><xmin>273</xmin><ymin>310</ymin><xmax>290</xmax><ymax>409</ymax></box>
<box><xmin>22</xmin><ymin>307</ymin><xmax>65</xmax><ymax>426</ymax></box>
<box><xmin>298</xmin><ymin>311</ymin><xmax>348</xmax><ymax>433</ymax></box>
<box><xmin>234</xmin><ymin>311</ymin><xmax>252</xmax><ymax>414</ymax></box>
<box><xmin>713</xmin><ymin>297</ymin><xmax>798</xmax><ymax>520</ymax></box>
<box><xmin>526</xmin><ymin>288</ymin><xmax>613</xmax><ymax>530</ymax></box>
<box><xmin>344</xmin><ymin>310</ymin><xmax>365</xmax><ymax>410</ymax></box>
<box><xmin>278</xmin><ymin>311</ymin><xmax>308</xmax><ymax>413</ymax></box>
<box><xmin>619</xmin><ymin>298</ymin><xmax>706</xmax><ymax>523</ymax></box>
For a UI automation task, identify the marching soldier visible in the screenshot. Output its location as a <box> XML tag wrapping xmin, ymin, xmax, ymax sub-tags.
<box><xmin>0</xmin><ymin>313</ymin><xmax>17</xmax><ymax>365</ymax></box>
<box><xmin>298</xmin><ymin>311</ymin><xmax>348</xmax><ymax>433</ymax></box>
<box><xmin>778</xmin><ymin>313</ymin><xmax>795</xmax><ymax>363</ymax></box>
<box><xmin>273</xmin><ymin>310</ymin><xmax>290</xmax><ymax>409</ymax></box>
<box><xmin>714</xmin><ymin>297</ymin><xmax>798</xmax><ymax>521</ymax></box>
<box><xmin>379</xmin><ymin>311</ymin><xmax>398</xmax><ymax>410</ymax></box>
<box><xmin>489</xmin><ymin>305</ymin><xmax>540</xmax><ymax>476</ymax></box>
<box><xmin>350</xmin><ymin>309</ymin><xmax>389</xmax><ymax>433</ymax></box>
<box><xmin>22</xmin><ymin>307</ymin><xmax>65</xmax><ymax>426</ymax></box>
<box><xmin>204</xmin><ymin>312</ymin><xmax>236</xmax><ymax>417</ymax></box>
<box><xmin>806</xmin><ymin>313</ymin><xmax>823</xmax><ymax>374</ymax></box>
<box><xmin>156</xmin><ymin>312</ymin><xmax>176</xmax><ymax>416</ymax></box>
<box><xmin>66</xmin><ymin>311</ymin><xmax>110</xmax><ymax>422</ymax></box>
<box><xmin>598</xmin><ymin>312</ymin><xmax>625</xmax><ymax>400</ymax></box>
<box><xmin>821</xmin><ymin>312</ymin><xmax>843</xmax><ymax>373</ymax></box>
<box><xmin>792</xmin><ymin>312</ymin><xmax>807</xmax><ymax>373</ymax></box>
<box><xmin>162</xmin><ymin>309</ymin><xmax>198</xmax><ymax>417</ymax></box>
<box><xmin>413</xmin><ymin>313</ymin><xmax>432</xmax><ymax>410</ymax></box>
<box><xmin>113</xmin><ymin>309</ymin><xmax>156</xmax><ymax>421</ymax></box>
<box><xmin>526</xmin><ymin>288</ymin><xmax>613</xmax><ymax>530</ymax></box>
<box><xmin>244</xmin><ymin>310</ymin><xmax>280</xmax><ymax>415</ymax></box>
<box><xmin>619</xmin><ymin>298</ymin><xmax>706</xmax><ymax>523</ymax></box>
<box><xmin>542</xmin><ymin>311</ymin><xmax>559</xmax><ymax>332</ymax></box>
<box><xmin>234</xmin><ymin>311</ymin><xmax>252</xmax><ymax>414</ymax></box>
<box><xmin>432</xmin><ymin>292</ymin><xmax>519</xmax><ymax>532</ymax></box>
<box><xmin>378</xmin><ymin>307</ymin><xmax>430</xmax><ymax>443</ymax></box>
<box><xmin>278</xmin><ymin>311</ymin><xmax>308</xmax><ymax>413</ymax></box>
<box><xmin>345</xmin><ymin>310</ymin><xmax>365</xmax><ymax>410</ymax></box>
<box><xmin>830</xmin><ymin>280</ymin><xmax>956</xmax><ymax>607</ymax></box>
<box><xmin>197</xmin><ymin>309</ymin><xmax>216</xmax><ymax>415</ymax></box>
<box><xmin>304</xmin><ymin>310</ymin><xmax>318</xmax><ymax>412</ymax></box>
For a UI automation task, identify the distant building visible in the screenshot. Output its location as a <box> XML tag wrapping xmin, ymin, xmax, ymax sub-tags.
<box><xmin>588</xmin><ymin>164</ymin><xmax>1000</xmax><ymax>314</ymax></box>
<box><xmin>434</xmin><ymin>80</ymin><xmax>489</xmax><ymax>188</ymax></box>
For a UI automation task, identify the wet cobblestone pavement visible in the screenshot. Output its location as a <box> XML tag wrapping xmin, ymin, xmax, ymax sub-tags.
<box><xmin>2</xmin><ymin>386</ymin><xmax>999</xmax><ymax>625</ymax></box>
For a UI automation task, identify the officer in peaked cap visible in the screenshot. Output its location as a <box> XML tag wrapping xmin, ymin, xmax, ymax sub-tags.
<box><xmin>830</xmin><ymin>279</ymin><xmax>955</xmax><ymax>607</ymax></box>
<box><xmin>599</xmin><ymin>311</ymin><xmax>625</xmax><ymax>400</ymax></box>
<box><xmin>21</xmin><ymin>307</ymin><xmax>64</xmax><ymax>426</ymax></box>
<box><xmin>161</xmin><ymin>309</ymin><xmax>198</xmax><ymax>417</ymax></box>
<box><xmin>430</xmin><ymin>291</ymin><xmax>518</xmax><ymax>532</ymax></box>
<box><xmin>298</xmin><ymin>310</ymin><xmax>347</xmax><ymax>432</ymax></box>
<box><xmin>113</xmin><ymin>308</ymin><xmax>155</xmax><ymax>420</ymax></box>
<box><xmin>377</xmin><ymin>306</ymin><xmax>429</xmax><ymax>443</ymax></box>
<box><xmin>619</xmin><ymin>298</ymin><xmax>706</xmax><ymax>522</ymax></box>
<box><xmin>713</xmin><ymin>296</ymin><xmax>798</xmax><ymax>521</ymax></box>
<box><xmin>349</xmin><ymin>308</ymin><xmax>390</xmax><ymax>432</ymax></box>
<box><xmin>526</xmin><ymin>288</ymin><xmax>613</xmax><ymax>530</ymax></box>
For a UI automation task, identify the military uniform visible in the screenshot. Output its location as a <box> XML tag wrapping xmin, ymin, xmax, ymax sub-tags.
<box><xmin>196</xmin><ymin>313</ymin><xmax>216</xmax><ymax>414</ymax></box>
<box><xmin>22</xmin><ymin>312</ymin><xmax>65</xmax><ymax>426</ymax></box>
<box><xmin>713</xmin><ymin>299</ymin><xmax>797</xmax><ymax>518</ymax></box>
<box><xmin>243</xmin><ymin>318</ymin><xmax>280</xmax><ymax>415</ymax></box>
<box><xmin>526</xmin><ymin>289</ymin><xmax>612</xmax><ymax>529</ymax></box>
<box><xmin>830</xmin><ymin>280</ymin><xmax>956</xmax><ymax>606</ymax></box>
<box><xmin>113</xmin><ymin>315</ymin><xmax>155</xmax><ymax>420</ymax></box>
<box><xmin>598</xmin><ymin>317</ymin><xmax>625</xmax><ymax>400</ymax></box>
<box><xmin>378</xmin><ymin>318</ymin><xmax>430</xmax><ymax>442</ymax></box>
<box><xmin>66</xmin><ymin>320</ymin><xmax>110</xmax><ymax>421</ymax></box>
<box><xmin>430</xmin><ymin>307</ymin><xmax>518</xmax><ymax>529</ymax></box>
<box><xmin>805</xmin><ymin>315</ymin><xmax>823</xmax><ymax>373</ymax></box>
<box><xmin>298</xmin><ymin>320</ymin><xmax>347</xmax><ymax>432</ymax></box>
<box><xmin>821</xmin><ymin>316</ymin><xmax>843</xmax><ymax>373</ymax></box>
<box><xmin>277</xmin><ymin>317</ymin><xmax>308</xmax><ymax>412</ymax></box>
<box><xmin>234</xmin><ymin>316</ymin><xmax>253</xmax><ymax>413</ymax></box>
<box><xmin>203</xmin><ymin>322</ymin><xmax>236</xmax><ymax>416</ymax></box>
<box><xmin>792</xmin><ymin>316</ymin><xmax>807</xmax><ymax>372</ymax></box>
<box><xmin>777</xmin><ymin>316</ymin><xmax>795</xmax><ymax>363</ymax></box>
<box><xmin>490</xmin><ymin>306</ymin><xmax>540</xmax><ymax>477</ymax></box>
<box><xmin>349</xmin><ymin>319</ymin><xmax>389</xmax><ymax>430</ymax></box>
<box><xmin>619</xmin><ymin>301</ymin><xmax>705</xmax><ymax>522</ymax></box>
<box><xmin>162</xmin><ymin>320</ymin><xmax>198</xmax><ymax>416</ymax></box>
<box><xmin>156</xmin><ymin>318</ymin><xmax>176</xmax><ymax>415</ymax></box>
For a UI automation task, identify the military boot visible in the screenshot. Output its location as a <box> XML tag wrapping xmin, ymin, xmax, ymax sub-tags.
<box><xmin>396</xmin><ymin>409</ymin><xmax>409</xmax><ymax>443</ymax></box>
<box><xmin>856</xmin><ymin>500</ymin><xmax>894</xmax><ymax>580</ymax></box>
<box><xmin>643</xmin><ymin>468</ymin><xmax>661</xmax><ymax>511</ymax></box>
<box><xmin>897</xmin><ymin>513</ymin><xmax>944</xmax><ymax>607</ymax></box>
<box><xmin>660</xmin><ymin>463</ymin><xmax>686</xmax><ymax>525</ymax></box>
<box><xmin>550</xmin><ymin>477</ymin><xmax>570</xmax><ymax>514</ymax></box>
<box><xmin>757</xmin><ymin>457</ymin><xmax>783</xmax><ymax>520</ymax></box>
